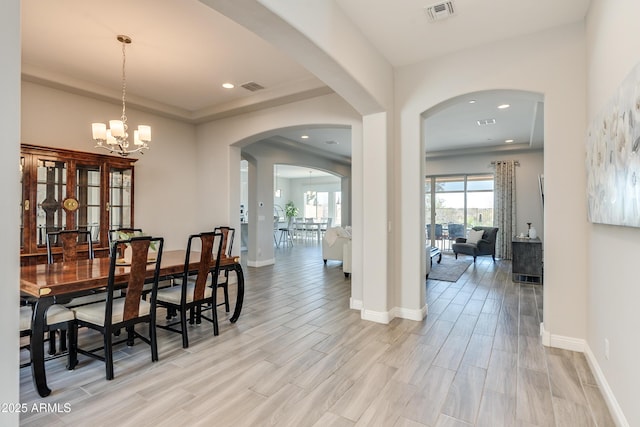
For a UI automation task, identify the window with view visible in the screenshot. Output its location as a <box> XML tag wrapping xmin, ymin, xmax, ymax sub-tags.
<box><xmin>425</xmin><ymin>174</ymin><xmax>494</xmax><ymax>249</ymax></box>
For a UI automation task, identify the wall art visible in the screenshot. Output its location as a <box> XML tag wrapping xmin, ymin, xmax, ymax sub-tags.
<box><xmin>586</xmin><ymin>62</ymin><xmax>640</xmax><ymax>227</ymax></box>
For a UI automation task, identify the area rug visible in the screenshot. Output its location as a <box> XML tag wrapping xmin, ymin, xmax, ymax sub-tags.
<box><xmin>427</xmin><ymin>256</ymin><xmax>472</xmax><ymax>282</ymax></box>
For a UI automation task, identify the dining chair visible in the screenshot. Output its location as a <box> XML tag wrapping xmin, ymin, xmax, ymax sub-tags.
<box><xmin>108</xmin><ymin>227</ymin><xmax>143</xmax><ymax>257</ymax></box>
<box><xmin>45</xmin><ymin>229</ymin><xmax>95</xmax><ymax>353</ymax></box>
<box><xmin>155</xmin><ymin>231</ymin><xmax>224</xmax><ymax>348</ymax></box>
<box><xmin>46</xmin><ymin>229</ymin><xmax>94</xmax><ymax>264</ymax></box>
<box><xmin>213</xmin><ymin>226</ymin><xmax>235</xmax><ymax>313</ymax></box>
<box><xmin>426</xmin><ymin>223</ymin><xmax>444</xmax><ymax>249</ymax></box>
<box><xmin>447</xmin><ymin>223</ymin><xmax>465</xmax><ymax>248</ymax></box>
<box><xmin>69</xmin><ymin>235</ymin><xmax>164</xmax><ymax>380</ymax></box>
<box><xmin>277</xmin><ymin>217</ymin><xmax>295</xmax><ymax>247</ymax></box>
<box><xmin>168</xmin><ymin>227</ymin><xmax>234</xmax><ymax>317</ymax></box>
<box><xmin>19</xmin><ymin>303</ymin><xmax>77</xmax><ymax>370</ymax></box>
<box><xmin>304</xmin><ymin>218</ymin><xmax>317</xmax><ymax>240</ymax></box>
<box><xmin>273</xmin><ymin>215</ymin><xmax>280</xmax><ymax>247</ymax></box>
<box><xmin>320</xmin><ymin>217</ymin><xmax>333</xmax><ymax>238</ymax></box>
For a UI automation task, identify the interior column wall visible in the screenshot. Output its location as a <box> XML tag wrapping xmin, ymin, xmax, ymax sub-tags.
<box><xmin>361</xmin><ymin>112</ymin><xmax>390</xmax><ymax>321</ymax></box>
<box><xmin>396</xmin><ymin>23</ymin><xmax>587</xmax><ymax>341</ymax></box>
<box><xmin>1</xmin><ymin>0</ymin><xmax>21</xmax><ymax>421</ymax></box>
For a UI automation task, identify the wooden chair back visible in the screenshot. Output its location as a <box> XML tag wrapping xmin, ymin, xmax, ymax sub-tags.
<box><xmin>108</xmin><ymin>236</ymin><xmax>164</xmax><ymax>323</ymax></box>
<box><xmin>46</xmin><ymin>229</ymin><xmax>94</xmax><ymax>264</ymax></box>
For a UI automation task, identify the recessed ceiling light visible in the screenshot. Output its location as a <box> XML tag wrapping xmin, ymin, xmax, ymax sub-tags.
<box><xmin>301</xmin><ymin>135</ymin><xmax>309</xmax><ymax>139</ymax></box>
<box><xmin>498</xmin><ymin>104</ymin><xmax>510</xmax><ymax>109</ymax></box>
<box><xmin>222</xmin><ymin>83</ymin><xmax>235</xmax><ymax>89</ymax></box>
<box><xmin>325</xmin><ymin>140</ymin><xmax>339</xmax><ymax>145</ymax></box>
<box><xmin>505</xmin><ymin>139</ymin><xmax>514</xmax><ymax>143</ymax></box>
<box><xmin>468</xmin><ymin>100</ymin><xmax>476</xmax><ymax>104</ymax></box>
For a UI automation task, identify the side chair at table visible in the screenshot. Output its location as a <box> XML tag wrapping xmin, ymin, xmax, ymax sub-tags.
<box><xmin>46</xmin><ymin>229</ymin><xmax>94</xmax><ymax>264</ymax></box>
<box><xmin>45</xmin><ymin>229</ymin><xmax>95</xmax><ymax>354</ymax></box>
<box><xmin>20</xmin><ymin>304</ymin><xmax>77</xmax><ymax>370</ymax></box>
<box><xmin>108</xmin><ymin>227</ymin><xmax>143</xmax><ymax>257</ymax></box>
<box><xmin>155</xmin><ymin>231</ymin><xmax>224</xmax><ymax>348</ymax></box>
<box><xmin>69</xmin><ymin>236</ymin><xmax>164</xmax><ymax>380</ymax></box>
<box><xmin>213</xmin><ymin>226</ymin><xmax>235</xmax><ymax>313</ymax></box>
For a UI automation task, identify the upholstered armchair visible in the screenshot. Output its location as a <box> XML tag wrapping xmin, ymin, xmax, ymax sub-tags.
<box><xmin>452</xmin><ymin>226</ymin><xmax>499</xmax><ymax>262</ymax></box>
<box><xmin>322</xmin><ymin>226</ymin><xmax>352</xmax><ymax>277</ymax></box>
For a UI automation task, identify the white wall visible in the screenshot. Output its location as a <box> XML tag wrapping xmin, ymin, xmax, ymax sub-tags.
<box><xmin>195</xmin><ymin>93</ymin><xmax>364</xmax><ymax>295</ymax></box>
<box><xmin>585</xmin><ymin>1</ymin><xmax>640</xmax><ymax>425</ymax></box>
<box><xmin>1</xmin><ymin>0</ymin><xmax>21</xmax><ymax>424</ymax></box>
<box><xmin>21</xmin><ymin>82</ymin><xmax>199</xmax><ymax>250</ymax></box>
<box><xmin>395</xmin><ymin>23</ymin><xmax>587</xmax><ymax>342</ymax></box>
<box><xmin>426</xmin><ymin>151</ymin><xmax>544</xmax><ymax>243</ymax></box>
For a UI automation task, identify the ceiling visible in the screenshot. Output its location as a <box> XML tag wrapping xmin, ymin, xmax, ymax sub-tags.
<box><xmin>21</xmin><ymin>0</ymin><xmax>590</xmax><ymax>158</ymax></box>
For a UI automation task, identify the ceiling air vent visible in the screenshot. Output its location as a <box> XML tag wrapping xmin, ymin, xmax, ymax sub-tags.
<box><xmin>477</xmin><ymin>118</ymin><xmax>496</xmax><ymax>126</ymax></box>
<box><xmin>240</xmin><ymin>81</ymin><xmax>265</xmax><ymax>92</ymax></box>
<box><xmin>424</xmin><ymin>1</ymin><xmax>456</xmax><ymax>22</ymax></box>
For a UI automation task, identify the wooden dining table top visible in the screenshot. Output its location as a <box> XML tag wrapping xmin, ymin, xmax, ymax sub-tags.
<box><xmin>20</xmin><ymin>250</ymin><xmax>240</xmax><ymax>298</ymax></box>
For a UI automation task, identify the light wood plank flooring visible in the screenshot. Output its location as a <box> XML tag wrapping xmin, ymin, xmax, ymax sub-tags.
<box><xmin>19</xmin><ymin>243</ymin><xmax>615</xmax><ymax>426</ymax></box>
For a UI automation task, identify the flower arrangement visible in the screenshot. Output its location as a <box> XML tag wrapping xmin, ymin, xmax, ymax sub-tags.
<box><xmin>284</xmin><ymin>201</ymin><xmax>299</xmax><ymax>219</ymax></box>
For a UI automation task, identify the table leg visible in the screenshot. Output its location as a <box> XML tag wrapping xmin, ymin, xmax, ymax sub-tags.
<box><xmin>229</xmin><ymin>264</ymin><xmax>244</xmax><ymax>323</ymax></box>
<box><xmin>30</xmin><ymin>297</ymin><xmax>54</xmax><ymax>397</ymax></box>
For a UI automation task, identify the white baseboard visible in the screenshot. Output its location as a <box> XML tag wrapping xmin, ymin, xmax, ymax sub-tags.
<box><xmin>539</xmin><ymin>322</ymin><xmax>585</xmax><ymax>352</ymax></box>
<box><xmin>351</xmin><ymin>300</ymin><xmax>426</xmax><ymax>323</ymax></box>
<box><xmin>394</xmin><ymin>305</ymin><xmax>427</xmax><ymax>321</ymax></box>
<box><xmin>247</xmin><ymin>258</ymin><xmax>274</xmax><ymax>267</ymax></box>
<box><xmin>584</xmin><ymin>344</ymin><xmax>630</xmax><ymax>427</ymax></box>
<box><xmin>361</xmin><ymin>308</ymin><xmax>392</xmax><ymax>324</ymax></box>
<box><xmin>540</xmin><ymin>323</ymin><xmax>628</xmax><ymax>426</ymax></box>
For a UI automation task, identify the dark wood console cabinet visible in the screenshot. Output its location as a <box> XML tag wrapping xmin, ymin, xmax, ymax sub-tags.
<box><xmin>512</xmin><ymin>237</ymin><xmax>543</xmax><ymax>284</ymax></box>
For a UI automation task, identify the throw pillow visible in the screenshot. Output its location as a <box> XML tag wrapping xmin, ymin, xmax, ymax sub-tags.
<box><xmin>466</xmin><ymin>229</ymin><xmax>485</xmax><ymax>245</ymax></box>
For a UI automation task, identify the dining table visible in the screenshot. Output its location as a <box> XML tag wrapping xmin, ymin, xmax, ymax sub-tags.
<box><xmin>20</xmin><ymin>249</ymin><xmax>244</xmax><ymax>398</ymax></box>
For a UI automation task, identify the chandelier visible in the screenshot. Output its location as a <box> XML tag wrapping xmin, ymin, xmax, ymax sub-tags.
<box><xmin>91</xmin><ymin>35</ymin><xmax>150</xmax><ymax>157</ymax></box>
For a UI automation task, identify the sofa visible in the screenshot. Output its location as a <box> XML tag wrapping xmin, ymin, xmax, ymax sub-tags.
<box><xmin>322</xmin><ymin>226</ymin><xmax>352</xmax><ymax>277</ymax></box>
<box><xmin>452</xmin><ymin>226</ymin><xmax>499</xmax><ymax>263</ymax></box>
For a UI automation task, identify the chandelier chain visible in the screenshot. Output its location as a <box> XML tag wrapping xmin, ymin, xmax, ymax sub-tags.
<box><xmin>121</xmin><ymin>40</ymin><xmax>127</xmax><ymax>127</ymax></box>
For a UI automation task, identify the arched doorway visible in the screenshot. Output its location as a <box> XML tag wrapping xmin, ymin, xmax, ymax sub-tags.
<box><xmin>422</xmin><ymin>89</ymin><xmax>545</xmax><ymax>303</ymax></box>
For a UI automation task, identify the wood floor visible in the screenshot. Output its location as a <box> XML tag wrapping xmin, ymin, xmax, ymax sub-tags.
<box><xmin>19</xmin><ymin>242</ymin><xmax>615</xmax><ymax>426</ymax></box>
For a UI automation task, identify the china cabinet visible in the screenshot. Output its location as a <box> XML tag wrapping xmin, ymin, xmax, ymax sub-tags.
<box><xmin>20</xmin><ymin>144</ymin><xmax>137</xmax><ymax>265</ymax></box>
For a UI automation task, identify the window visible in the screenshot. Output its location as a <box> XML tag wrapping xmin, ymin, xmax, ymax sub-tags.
<box><xmin>425</xmin><ymin>174</ymin><xmax>494</xmax><ymax>249</ymax></box>
<box><xmin>304</xmin><ymin>191</ymin><xmax>329</xmax><ymax>219</ymax></box>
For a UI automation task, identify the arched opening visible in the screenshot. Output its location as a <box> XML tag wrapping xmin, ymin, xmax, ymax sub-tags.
<box><xmin>421</xmin><ymin>88</ymin><xmax>545</xmax><ymax>307</ymax></box>
<box><xmin>233</xmin><ymin>124</ymin><xmax>352</xmax><ymax>271</ymax></box>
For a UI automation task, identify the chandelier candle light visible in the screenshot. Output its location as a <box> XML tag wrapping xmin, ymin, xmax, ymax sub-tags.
<box><xmin>91</xmin><ymin>35</ymin><xmax>150</xmax><ymax>157</ymax></box>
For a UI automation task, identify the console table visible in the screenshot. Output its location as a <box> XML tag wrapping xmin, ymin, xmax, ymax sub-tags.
<box><xmin>426</xmin><ymin>246</ymin><xmax>441</xmax><ymax>279</ymax></box>
<box><xmin>512</xmin><ymin>237</ymin><xmax>542</xmax><ymax>284</ymax></box>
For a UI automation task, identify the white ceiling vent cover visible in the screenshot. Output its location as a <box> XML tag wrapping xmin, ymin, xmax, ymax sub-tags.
<box><xmin>424</xmin><ymin>1</ymin><xmax>456</xmax><ymax>22</ymax></box>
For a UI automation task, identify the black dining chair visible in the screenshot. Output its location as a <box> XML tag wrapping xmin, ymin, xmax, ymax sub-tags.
<box><xmin>155</xmin><ymin>231</ymin><xmax>224</xmax><ymax>348</ymax></box>
<box><xmin>46</xmin><ymin>229</ymin><xmax>94</xmax><ymax>264</ymax></box>
<box><xmin>213</xmin><ymin>226</ymin><xmax>235</xmax><ymax>313</ymax></box>
<box><xmin>108</xmin><ymin>227</ymin><xmax>143</xmax><ymax>257</ymax></box>
<box><xmin>19</xmin><ymin>303</ymin><xmax>76</xmax><ymax>370</ymax></box>
<box><xmin>44</xmin><ymin>229</ymin><xmax>95</xmax><ymax>353</ymax></box>
<box><xmin>69</xmin><ymin>235</ymin><xmax>164</xmax><ymax>380</ymax></box>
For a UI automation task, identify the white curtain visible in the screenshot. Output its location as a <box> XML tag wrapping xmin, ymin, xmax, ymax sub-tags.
<box><xmin>494</xmin><ymin>160</ymin><xmax>517</xmax><ymax>260</ymax></box>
